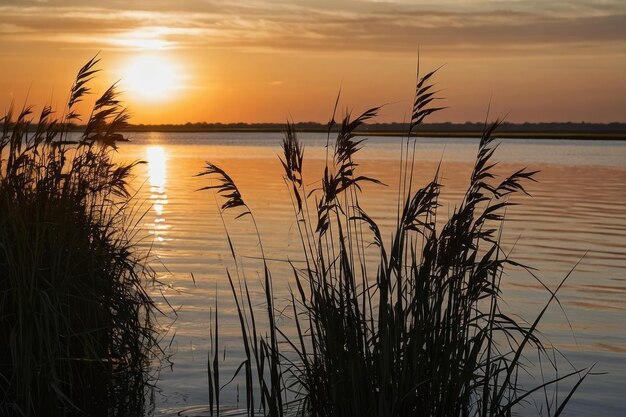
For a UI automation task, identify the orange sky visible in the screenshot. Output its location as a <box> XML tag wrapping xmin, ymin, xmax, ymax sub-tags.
<box><xmin>0</xmin><ymin>1</ymin><xmax>625</xmax><ymax>124</ymax></box>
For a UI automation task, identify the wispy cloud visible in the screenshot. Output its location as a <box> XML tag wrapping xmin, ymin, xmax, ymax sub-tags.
<box><xmin>0</xmin><ymin>1</ymin><xmax>624</xmax><ymax>55</ymax></box>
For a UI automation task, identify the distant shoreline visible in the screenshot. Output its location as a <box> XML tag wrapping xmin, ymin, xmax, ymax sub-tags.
<box><xmin>18</xmin><ymin>122</ymin><xmax>617</xmax><ymax>140</ymax></box>
<box><xmin>116</xmin><ymin>122</ymin><xmax>626</xmax><ymax>140</ymax></box>
<box><xmin>354</xmin><ymin>131</ymin><xmax>626</xmax><ymax>140</ymax></box>
<box><xmin>119</xmin><ymin>127</ymin><xmax>626</xmax><ymax>141</ymax></box>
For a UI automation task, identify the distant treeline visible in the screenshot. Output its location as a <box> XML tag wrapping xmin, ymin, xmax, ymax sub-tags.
<box><xmin>15</xmin><ymin>121</ymin><xmax>626</xmax><ymax>139</ymax></box>
<box><xmin>119</xmin><ymin>121</ymin><xmax>626</xmax><ymax>134</ymax></box>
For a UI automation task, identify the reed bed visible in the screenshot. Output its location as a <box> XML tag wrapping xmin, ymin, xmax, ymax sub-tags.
<box><xmin>200</xmin><ymin>67</ymin><xmax>590</xmax><ymax>416</ymax></box>
<box><xmin>0</xmin><ymin>57</ymin><xmax>160</xmax><ymax>416</ymax></box>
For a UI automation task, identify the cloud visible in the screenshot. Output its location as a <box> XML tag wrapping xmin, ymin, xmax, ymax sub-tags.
<box><xmin>0</xmin><ymin>2</ymin><xmax>624</xmax><ymax>56</ymax></box>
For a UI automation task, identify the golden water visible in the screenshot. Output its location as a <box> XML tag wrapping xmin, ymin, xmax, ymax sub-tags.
<box><xmin>119</xmin><ymin>132</ymin><xmax>626</xmax><ymax>416</ymax></box>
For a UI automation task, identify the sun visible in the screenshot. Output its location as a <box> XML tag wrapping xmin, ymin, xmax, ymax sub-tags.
<box><xmin>122</xmin><ymin>55</ymin><xmax>179</xmax><ymax>101</ymax></box>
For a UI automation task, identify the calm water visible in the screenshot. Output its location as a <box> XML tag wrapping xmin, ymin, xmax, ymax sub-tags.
<box><xmin>118</xmin><ymin>132</ymin><xmax>626</xmax><ymax>416</ymax></box>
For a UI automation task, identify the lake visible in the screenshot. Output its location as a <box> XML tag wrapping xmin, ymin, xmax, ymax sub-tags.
<box><xmin>119</xmin><ymin>132</ymin><xmax>626</xmax><ymax>416</ymax></box>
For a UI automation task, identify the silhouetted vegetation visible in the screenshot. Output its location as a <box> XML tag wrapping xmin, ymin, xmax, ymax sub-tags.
<box><xmin>201</xmin><ymin>67</ymin><xmax>591</xmax><ymax>416</ymax></box>
<box><xmin>0</xmin><ymin>58</ymin><xmax>160</xmax><ymax>416</ymax></box>
<box><xmin>0</xmin><ymin>54</ymin><xmax>593</xmax><ymax>416</ymax></box>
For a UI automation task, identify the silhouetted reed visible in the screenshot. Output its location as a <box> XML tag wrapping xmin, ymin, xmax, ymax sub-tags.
<box><xmin>0</xmin><ymin>57</ymin><xmax>160</xmax><ymax>416</ymax></box>
<box><xmin>201</xmin><ymin>66</ymin><xmax>590</xmax><ymax>416</ymax></box>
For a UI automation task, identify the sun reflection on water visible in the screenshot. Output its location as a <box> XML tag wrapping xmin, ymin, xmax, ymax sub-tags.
<box><xmin>146</xmin><ymin>146</ymin><xmax>169</xmax><ymax>242</ymax></box>
<box><xmin>147</xmin><ymin>146</ymin><xmax>167</xmax><ymax>189</ymax></box>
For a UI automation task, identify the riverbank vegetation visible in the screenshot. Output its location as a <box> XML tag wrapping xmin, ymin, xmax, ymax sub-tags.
<box><xmin>201</xmin><ymin>67</ymin><xmax>591</xmax><ymax>416</ymax></box>
<box><xmin>0</xmin><ymin>57</ymin><xmax>160</xmax><ymax>416</ymax></box>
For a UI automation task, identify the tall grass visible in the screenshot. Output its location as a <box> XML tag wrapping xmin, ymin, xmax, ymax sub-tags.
<box><xmin>0</xmin><ymin>57</ymin><xmax>160</xmax><ymax>416</ymax></box>
<box><xmin>200</xmin><ymin>67</ymin><xmax>591</xmax><ymax>416</ymax></box>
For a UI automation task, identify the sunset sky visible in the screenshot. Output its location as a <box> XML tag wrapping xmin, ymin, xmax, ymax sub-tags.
<box><xmin>0</xmin><ymin>0</ymin><xmax>624</xmax><ymax>124</ymax></box>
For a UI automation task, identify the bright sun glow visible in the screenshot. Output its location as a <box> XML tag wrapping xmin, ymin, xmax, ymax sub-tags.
<box><xmin>122</xmin><ymin>56</ymin><xmax>179</xmax><ymax>101</ymax></box>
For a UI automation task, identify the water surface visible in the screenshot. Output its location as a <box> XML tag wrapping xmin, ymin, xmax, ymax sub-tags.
<box><xmin>119</xmin><ymin>132</ymin><xmax>626</xmax><ymax>416</ymax></box>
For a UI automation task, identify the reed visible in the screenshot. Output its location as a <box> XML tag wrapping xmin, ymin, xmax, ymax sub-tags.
<box><xmin>0</xmin><ymin>57</ymin><xmax>160</xmax><ymax>416</ymax></box>
<box><xmin>200</xmin><ymin>66</ymin><xmax>590</xmax><ymax>416</ymax></box>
